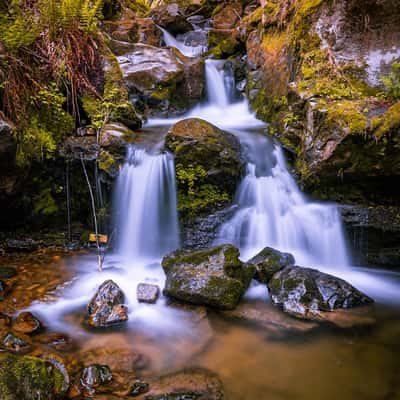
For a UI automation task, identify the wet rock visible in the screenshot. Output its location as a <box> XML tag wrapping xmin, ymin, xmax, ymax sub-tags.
<box><xmin>151</xmin><ymin>3</ymin><xmax>193</xmax><ymax>35</ymax></box>
<box><xmin>249</xmin><ymin>247</ymin><xmax>295</xmax><ymax>284</ymax></box>
<box><xmin>80</xmin><ymin>364</ymin><xmax>112</xmax><ymax>393</ymax></box>
<box><xmin>162</xmin><ymin>244</ymin><xmax>255</xmax><ymax>309</ymax></box>
<box><xmin>87</xmin><ymin>280</ymin><xmax>128</xmax><ymax>327</ymax></box>
<box><xmin>0</xmin><ymin>353</ymin><xmax>69</xmax><ymax>400</ymax></box>
<box><xmin>35</xmin><ymin>332</ymin><xmax>74</xmax><ymax>351</ymax></box>
<box><xmin>268</xmin><ymin>266</ymin><xmax>374</xmax><ymax>320</ymax></box>
<box><xmin>222</xmin><ymin>299</ymin><xmax>318</xmax><ymax>334</ymax></box>
<box><xmin>0</xmin><ymin>266</ymin><xmax>17</xmax><ymax>279</ymax></box>
<box><xmin>135</xmin><ymin>368</ymin><xmax>224</xmax><ymax>400</ymax></box>
<box><xmin>182</xmin><ymin>206</ymin><xmax>237</xmax><ymax>249</ymax></box>
<box><xmin>12</xmin><ymin>312</ymin><xmax>42</xmax><ymax>334</ymax></box>
<box><xmin>129</xmin><ymin>380</ymin><xmax>150</xmax><ymax>396</ymax></box>
<box><xmin>166</xmin><ymin>118</ymin><xmax>243</xmax><ymax>217</ymax></box>
<box><xmin>100</xmin><ymin>123</ymin><xmax>135</xmax><ymax>157</ymax></box>
<box><xmin>137</xmin><ymin>283</ymin><xmax>160</xmax><ymax>304</ymax></box>
<box><xmin>1</xmin><ymin>331</ymin><xmax>32</xmax><ymax>352</ymax></box>
<box><xmin>80</xmin><ymin>347</ymin><xmax>149</xmax><ymax>373</ymax></box>
<box><xmin>341</xmin><ymin>205</ymin><xmax>400</xmax><ymax>268</ymax></box>
<box><xmin>176</xmin><ymin>29</ymin><xmax>208</xmax><ymax>50</ymax></box>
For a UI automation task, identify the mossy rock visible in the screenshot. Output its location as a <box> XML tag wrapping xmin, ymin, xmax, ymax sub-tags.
<box><xmin>0</xmin><ymin>353</ymin><xmax>68</xmax><ymax>400</ymax></box>
<box><xmin>162</xmin><ymin>244</ymin><xmax>255</xmax><ymax>309</ymax></box>
<box><xmin>165</xmin><ymin>118</ymin><xmax>244</xmax><ymax>218</ymax></box>
<box><xmin>248</xmin><ymin>246</ymin><xmax>295</xmax><ymax>283</ymax></box>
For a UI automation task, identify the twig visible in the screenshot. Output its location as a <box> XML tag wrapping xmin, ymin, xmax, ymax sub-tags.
<box><xmin>80</xmin><ymin>155</ymin><xmax>102</xmax><ymax>272</ymax></box>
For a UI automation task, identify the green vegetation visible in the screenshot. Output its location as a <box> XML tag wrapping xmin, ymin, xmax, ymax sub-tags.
<box><xmin>0</xmin><ymin>0</ymin><xmax>105</xmax><ymax>165</ymax></box>
<box><xmin>175</xmin><ymin>163</ymin><xmax>230</xmax><ymax>216</ymax></box>
<box><xmin>381</xmin><ymin>63</ymin><xmax>400</xmax><ymax>100</ymax></box>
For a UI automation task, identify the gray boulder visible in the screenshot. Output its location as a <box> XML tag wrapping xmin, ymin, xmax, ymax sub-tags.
<box><xmin>268</xmin><ymin>266</ymin><xmax>373</xmax><ymax>320</ymax></box>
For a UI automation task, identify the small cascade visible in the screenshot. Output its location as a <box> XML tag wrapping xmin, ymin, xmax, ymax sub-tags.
<box><xmin>160</xmin><ymin>27</ymin><xmax>207</xmax><ymax>57</ymax></box>
<box><xmin>205</xmin><ymin>59</ymin><xmax>230</xmax><ymax>107</ymax></box>
<box><xmin>114</xmin><ymin>146</ymin><xmax>180</xmax><ymax>261</ymax></box>
<box><xmin>215</xmin><ymin>136</ymin><xmax>350</xmax><ymax>268</ymax></box>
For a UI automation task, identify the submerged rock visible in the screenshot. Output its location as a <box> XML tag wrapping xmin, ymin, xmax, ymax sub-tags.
<box><xmin>12</xmin><ymin>312</ymin><xmax>42</xmax><ymax>335</ymax></box>
<box><xmin>166</xmin><ymin>118</ymin><xmax>243</xmax><ymax>217</ymax></box>
<box><xmin>0</xmin><ymin>353</ymin><xmax>69</xmax><ymax>400</ymax></box>
<box><xmin>268</xmin><ymin>266</ymin><xmax>373</xmax><ymax>320</ymax></box>
<box><xmin>135</xmin><ymin>368</ymin><xmax>224</xmax><ymax>400</ymax></box>
<box><xmin>80</xmin><ymin>364</ymin><xmax>112</xmax><ymax>392</ymax></box>
<box><xmin>162</xmin><ymin>244</ymin><xmax>255</xmax><ymax>309</ymax></box>
<box><xmin>137</xmin><ymin>283</ymin><xmax>160</xmax><ymax>304</ymax></box>
<box><xmin>129</xmin><ymin>380</ymin><xmax>150</xmax><ymax>396</ymax></box>
<box><xmin>87</xmin><ymin>280</ymin><xmax>128</xmax><ymax>327</ymax></box>
<box><xmin>1</xmin><ymin>331</ymin><xmax>31</xmax><ymax>353</ymax></box>
<box><xmin>249</xmin><ymin>247</ymin><xmax>295</xmax><ymax>284</ymax></box>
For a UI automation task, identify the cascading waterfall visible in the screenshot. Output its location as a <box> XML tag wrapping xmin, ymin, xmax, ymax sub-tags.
<box><xmin>160</xmin><ymin>26</ymin><xmax>207</xmax><ymax>57</ymax></box>
<box><xmin>215</xmin><ymin>136</ymin><xmax>350</xmax><ymax>267</ymax></box>
<box><xmin>115</xmin><ymin>146</ymin><xmax>180</xmax><ymax>261</ymax></box>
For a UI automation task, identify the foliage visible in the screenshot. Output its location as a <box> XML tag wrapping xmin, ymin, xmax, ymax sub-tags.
<box><xmin>0</xmin><ymin>0</ymin><xmax>104</xmax><ymax>165</ymax></box>
<box><xmin>176</xmin><ymin>163</ymin><xmax>230</xmax><ymax>216</ymax></box>
<box><xmin>381</xmin><ymin>63</ymin><xmax>400</xmax><ymax>100</ymax></box>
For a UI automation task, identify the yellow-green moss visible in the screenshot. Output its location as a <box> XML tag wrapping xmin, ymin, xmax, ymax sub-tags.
<box><xmin>371</xmin><ymin>102</ymin><xmax>400</xmax><ymax>139</ymax></box>
<box><xmin>321</xmin><ymin>100</ymin><xmax>368</xmax><ymax>134</ymax></box>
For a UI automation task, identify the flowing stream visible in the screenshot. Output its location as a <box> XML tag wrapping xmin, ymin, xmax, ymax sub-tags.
<box><xmin>24</xmin><ymin>31</ymin><xmax>400</xmax><ymax>400</ymax></box>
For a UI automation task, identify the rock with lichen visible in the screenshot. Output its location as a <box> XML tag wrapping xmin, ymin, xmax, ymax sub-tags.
<box><xmin>162</xmin><ymin>244</ymin><xmax>255</xmax><ymax>309</ymax></box>
<box><xmin>165</xmin><ymin>118</ymin><xmax>243</xmax><ymax>218</ymax></box>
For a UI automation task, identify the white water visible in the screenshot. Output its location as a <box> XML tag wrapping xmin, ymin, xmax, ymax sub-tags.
<box><xmin>28</xmin><ymin>47</ymin><xmax>400</xmax><ymax>330</ymax></box>
<box><xmin>215</xmin><ymin>138</ymin><xmax>349</xmax><ymax>268</ymax></box>
<box><xmin>160</xmin><ymin>26</ymin><xmax>207</xmax><ymax>58</ymax></box>
<box><xmin>148</xmin><ymin>59</ymin><xmax>265</xmax><ymax>130</ymax></box>
<box><xmin>115</xmin><ymin>147</ymin><xmax>180</xmax><ymax>262</ymax></box>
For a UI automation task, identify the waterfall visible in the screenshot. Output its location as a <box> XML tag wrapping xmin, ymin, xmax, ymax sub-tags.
<box><xmin>160</xmin><ymin>27</ymin><xmax>207</xmax><ymax>58</ymax></box>
<box><xmin>215</xmin><ymin>137</ymin><xmax>349</xmax><ymax>268</ymax></box>
<box><xmin>197</xmin><ymin>60</ymin><xmax>350</xmax><ymax>268</ymax></box>
<box><xmin>205</xmin><ymin>59</ymin><xmax>230</xmax><ymax>107</ymax></box>
<box><xmin>114</xmin><ymin>146</ymin><xmax>180</xmax><ymax>261</ymax></box>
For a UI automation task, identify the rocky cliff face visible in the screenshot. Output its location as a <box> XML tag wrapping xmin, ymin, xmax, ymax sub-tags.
<box><xmin>244</xmin><ymin>0</ymin><xmax>400</xmax><ymax>204</ymax></box>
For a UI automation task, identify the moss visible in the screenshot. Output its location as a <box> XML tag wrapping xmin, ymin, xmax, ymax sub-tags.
<box><xmin>98</xmin><ymin>149</ymin><xmax>117</xmax><ymax>173</ymax></box>
<box><xmin>322</xmin><ymin>100</ymin><xmax>368</xmax><ymax>134</ymax></box>
<box><xmin>283</xmin><ymin>277</ymin><xmax>301</xmax><ymax>291</ymax></box>
<box><xmin>0</xmin><ymin>353</ymin><xmax>67</xmax><ymax>400</ymax></box>
<box><xmin>371</xmin><ymin>102</ymin><xmax>400</xmax><ymax>139</ymax></box>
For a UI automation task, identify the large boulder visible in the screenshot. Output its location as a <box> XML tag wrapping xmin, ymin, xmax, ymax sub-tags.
<box><xmin>165</xmin><ymin>118</ymin><xmax>243</xmax><ymax>217</ymax></box>
<box><xmin>0</xmin><ymin>353</ymin><xmax>69</xmax><ymax>400</ymax></box>
<box><xmin>268</xmin><ymin>266</ymin><xmax>373</xmax><ymax>320</ymax></box>
<box><xmin>87</xmin><ymin>280</ymin><xmax>128</xmax><ymax>327</ymax></box>
<box><xmin>162</xmin><ymin>244</ymin><xmax>255</xmax><ymax>309</ymax></box>
<box><xmin>248</xmin><ymin>247</ymin><xmax>295</xmax><ymax>284</ymax></box>
<box><xmin>117</xmin><ymin>44</ymin><xmax>204</xmax><ymax>115</ymax></box>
